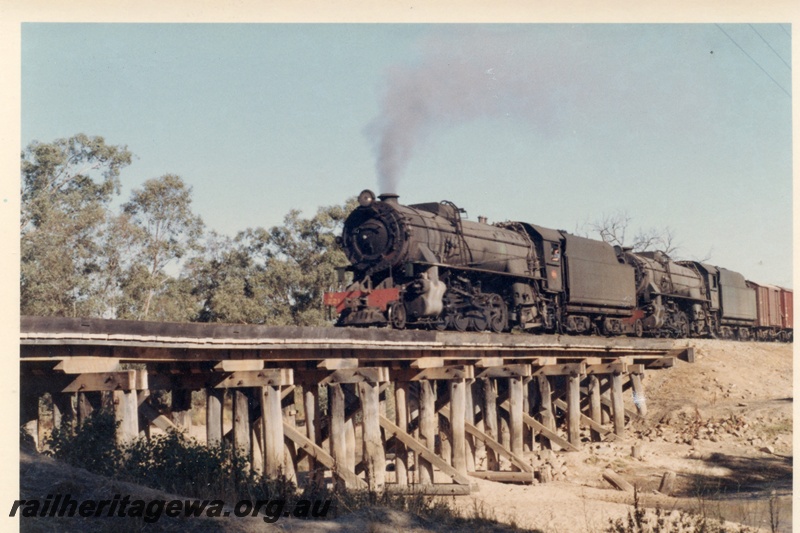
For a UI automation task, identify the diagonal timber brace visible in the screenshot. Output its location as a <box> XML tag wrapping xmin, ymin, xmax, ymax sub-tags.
<box><xmin>438</xmin><ymin>405</ymin><xmax>532</xmax><ymax>473</ymax></box>
<box><xmin>379</xmin><ymin>415</ymin><xmax>471</xmax><ymax>486</ymax></box>
<box><xmin>552</xmin><ymin>398</ymin><xmax>617</xmax><ymax>441</ymax></box>
<box><xmin>282</xmin><ymin>422</ymin><xmax>367</xmax><ymax>489</ymax></box>
<box><xmin>498</xmin><ymin>399</ymin><xmax>578</xmax><ymax>452</ymax></box>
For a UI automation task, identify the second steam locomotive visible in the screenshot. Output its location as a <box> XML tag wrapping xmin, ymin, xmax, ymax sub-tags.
<box><xmin>323</xmin><ymin>191</ymin><xmax>792</xmax><ymax>341</ymax></box>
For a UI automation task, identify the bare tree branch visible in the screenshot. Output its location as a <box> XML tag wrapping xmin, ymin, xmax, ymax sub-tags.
<box><xmin>588</xmin><ymin>210</ymin><xmax>681</xmax><ymax>256</ymax></box>
<box><xmin>588</xmin><ymin>211</ymin><xmax>631</xmax><ymax>248</ymax></box>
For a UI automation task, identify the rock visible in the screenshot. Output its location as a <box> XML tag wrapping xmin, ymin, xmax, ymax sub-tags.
<box><xmin>594</xmin><ymin>445</ymin><xmax>613</xmax><ymax>455</ymax></box>
<box><xmin>761</xmin><ymin>446</ymin><xmax>775</xmax><ymax>454</ymax></box>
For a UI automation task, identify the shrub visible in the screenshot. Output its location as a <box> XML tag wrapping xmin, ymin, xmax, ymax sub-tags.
<box><xmin>605</xmin><ymin>489</ymin><xmax>759</xmax><ymax>533</ymax></box>
<box><xmin>45</xmin><ymin>410</ymin><xmax>122</xmax><ymax>477</ymax></box>
<box><xmin>44</xmin><ymin>415</ymin><xmax>301</xmax><ymax>505</ymax></box>
<box><xmin>41</xmin><ymin>416</ymin><xmax>534</xmax><ymax>531</ymax></box>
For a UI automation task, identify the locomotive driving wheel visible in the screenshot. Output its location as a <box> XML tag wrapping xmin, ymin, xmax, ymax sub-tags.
<box><xmin>633</xmin><ymin>319</ymin><xmax>643</xmax><ymax>338</ymax></box>
<box><xmin>388</xmin><ymin>301</ymin><xmax>407</xmax><ymax>330</ymax></box>
<box><xmin>469</xmin><ymin>310</ymin><xmax>488</xmax><ymax>332</ymax></box>
<box><xmin>452</xmin><ymin>312</ymin><xmax>470</xmax><ymax>332</ymax></box>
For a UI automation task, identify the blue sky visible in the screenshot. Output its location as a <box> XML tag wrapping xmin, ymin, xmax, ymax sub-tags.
<box><xmin>21</xmin><ymin>23</ymin><xmax>792</xmax><ymax>287</ymax></box>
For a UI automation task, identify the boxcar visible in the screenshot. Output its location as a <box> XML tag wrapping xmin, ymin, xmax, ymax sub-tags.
<box><xmin>746</xmin><ymin>281</ymin><xmax>792</xmax><ymax>341</ymax></box>
<box><xmin>779</xmin><ymin>288</ymin><xmax>793</xmax><ymax>330</ymax></box>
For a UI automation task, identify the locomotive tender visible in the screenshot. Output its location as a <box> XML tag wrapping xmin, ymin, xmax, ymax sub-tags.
<box><xmin>324</xmin><ymin>191</ymin><xmax>792</xmax><ymax>341</ymax></box>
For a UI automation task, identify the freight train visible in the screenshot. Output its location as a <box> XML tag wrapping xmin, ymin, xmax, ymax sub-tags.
<box><xmin>323</xmin><ymin>191</ymin><xmax>792</xmax><ymax>342</ymax></box>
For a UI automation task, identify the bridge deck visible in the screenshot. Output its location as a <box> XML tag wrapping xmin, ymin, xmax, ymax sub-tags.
<box><xmin>20</xmin><ymin>316</ymin><xmax>688</xmax><ymax>363</ymax></box>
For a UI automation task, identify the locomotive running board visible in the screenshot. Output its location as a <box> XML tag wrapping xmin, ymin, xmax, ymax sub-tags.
<box><xmin>411</xmin><ymin>260</ymin><xmax>545</xmax><ymax>282</ymax></box>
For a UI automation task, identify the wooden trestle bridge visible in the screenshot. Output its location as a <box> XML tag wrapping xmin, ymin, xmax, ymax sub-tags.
<box><xmin>20</xmin><ymin>316</ymin><xmax>693</xmax><ymax>495</ymax></box>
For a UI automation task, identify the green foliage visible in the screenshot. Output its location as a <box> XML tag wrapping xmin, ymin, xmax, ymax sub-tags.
<box><xmin>118</xmin><ymin>266</ymin><xmax>198</xmax><ymax>323</ymax></box>
<box><xmin>21</xmin><ymin>134</ymin><xmax>132</xmax><ymax>316</ymax></box>
<box><xmin>45</xmin><ymin>413</ymin><xmax>297</xmax><ymax>504</ymax></box>
<box><xmin>187</xmin><ymin>232</ymin><xmax>273</xmax><ymax>324</ymax></box>
<box><xmin>21</xmin><ymin>134</ymin><xmax>130</xmax><ymax>229</ymax></box>
<box><xmin>122</xmin><ymin>431</ymin><xmax>257</xmax><ymax>501</ymax></box>
<box><xmin>117</xmin><ymin>174</ymin><xmax>204</xmax><ymax>320</ymax></box>
<box><xmin>190</xmin><ymin>198</ymin><xmax>357</xmax><ymax>325</ymax></box>
<box><xmin>21</xmin><ymin>133</ymin><xmax>357</xmax><ymax>326</ymax></box>
<box><xmin>45</xmin><ymin>411</ymin><xmax>123</xmax><ymax>478</ymax></box>
<box><xmin>43</xmin><ymin>416</ymin><xmax>531</xmax><ymax>531</ymax></box>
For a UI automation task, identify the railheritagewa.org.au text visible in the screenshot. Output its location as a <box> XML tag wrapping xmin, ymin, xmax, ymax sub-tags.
<box><xmin>10</xmin><ymin>495</ymin><xmax>332</xmax><ymax>523</ymax></box>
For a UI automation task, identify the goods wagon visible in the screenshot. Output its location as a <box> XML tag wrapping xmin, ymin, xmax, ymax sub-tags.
<box><xmin>747</xmin><ymin>281</ymin><xmax>793</xmax><ymax>341</ymax></box>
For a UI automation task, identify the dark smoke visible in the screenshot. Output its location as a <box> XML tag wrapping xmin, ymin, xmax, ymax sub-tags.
<box><xmin>366</xmin><ymin>27</ymin><xmax>597</xmax><ymax>194</ymax></box>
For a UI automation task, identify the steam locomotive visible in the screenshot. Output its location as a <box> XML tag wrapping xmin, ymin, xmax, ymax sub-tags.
<box><xmin>323</xmin><ymin>191</ymin><xmax>792</xmax><ymax>341</ymax></box>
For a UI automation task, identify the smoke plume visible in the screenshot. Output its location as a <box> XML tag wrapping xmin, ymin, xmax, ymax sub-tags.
<box><xmin>366</xmin><ymin>27</ymin><xmax>596</xmax><ymax>194</ymax></box>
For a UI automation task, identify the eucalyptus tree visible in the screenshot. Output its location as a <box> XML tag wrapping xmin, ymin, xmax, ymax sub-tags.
<box><xmin>188</xmin><ymin>231</ymin><xmax>280</xmax><ymax>324</ymax></box>
<box><xmin>190</xmin><ymin>198</ymin><xmax>356</xmax><ymax>326</ymax></box>
<box><xmin>258</xmin><ymin>199</ymin><xmax>356</xmax><ymax>325</ymax></box>
<box><xmin>20</xmin><ymin>134</ymin><xmax>132</xmax><ymax>316</ymax></box>
<box><xmin>116</xmin><ymin>174</ymin><xmax>204</xmax><ymax>321</ymax></box>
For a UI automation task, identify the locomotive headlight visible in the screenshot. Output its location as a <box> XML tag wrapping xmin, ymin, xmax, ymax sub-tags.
<box><xmin>358</xmin><ymin>189</ymin><xmax>376</xmax><ymax>207</ymax></box>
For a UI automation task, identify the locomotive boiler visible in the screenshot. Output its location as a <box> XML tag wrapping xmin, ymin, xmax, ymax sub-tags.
<box><xmin>622</xmin><ymin>251</ymin><xmax>707</xmax><ymax>337</ymax></box>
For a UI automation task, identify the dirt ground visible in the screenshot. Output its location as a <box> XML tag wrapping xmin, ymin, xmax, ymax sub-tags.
<box><xmin>447</xmin><ymin>339</ymin><xmax>794</xmax><ymax>533</ymax></box>
<box><xmin>20</xmin><ymin>339</ymin><xmax>793</xmax><ymax>532</ymax></box>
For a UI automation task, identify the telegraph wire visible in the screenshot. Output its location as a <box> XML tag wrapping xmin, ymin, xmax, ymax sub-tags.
<box><xmin>748</xmin><ymin>24</ymin><xmax>791</xmax><ymax>70</ymax></box>
<box><xmin>715</xmin><ymin>24</ymin><xmax>791</xmax><ymax>98</ymax></box>
<box><xmin>779</xmin><ymin>24</ymin><xmax>791</xmax><ymax>38</ymax></box>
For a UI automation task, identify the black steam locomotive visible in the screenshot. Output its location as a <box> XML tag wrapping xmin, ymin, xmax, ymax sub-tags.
<box><xmin>323</xmin><ymin>191</ymin><xmax>792</xmax><ymax>341</ymax></box>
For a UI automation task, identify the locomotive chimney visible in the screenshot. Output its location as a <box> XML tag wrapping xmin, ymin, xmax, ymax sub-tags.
<box><xmin>378</xmin><ymin>193</ymin><xmax>400</xmax><ymax>205</ymax></box>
